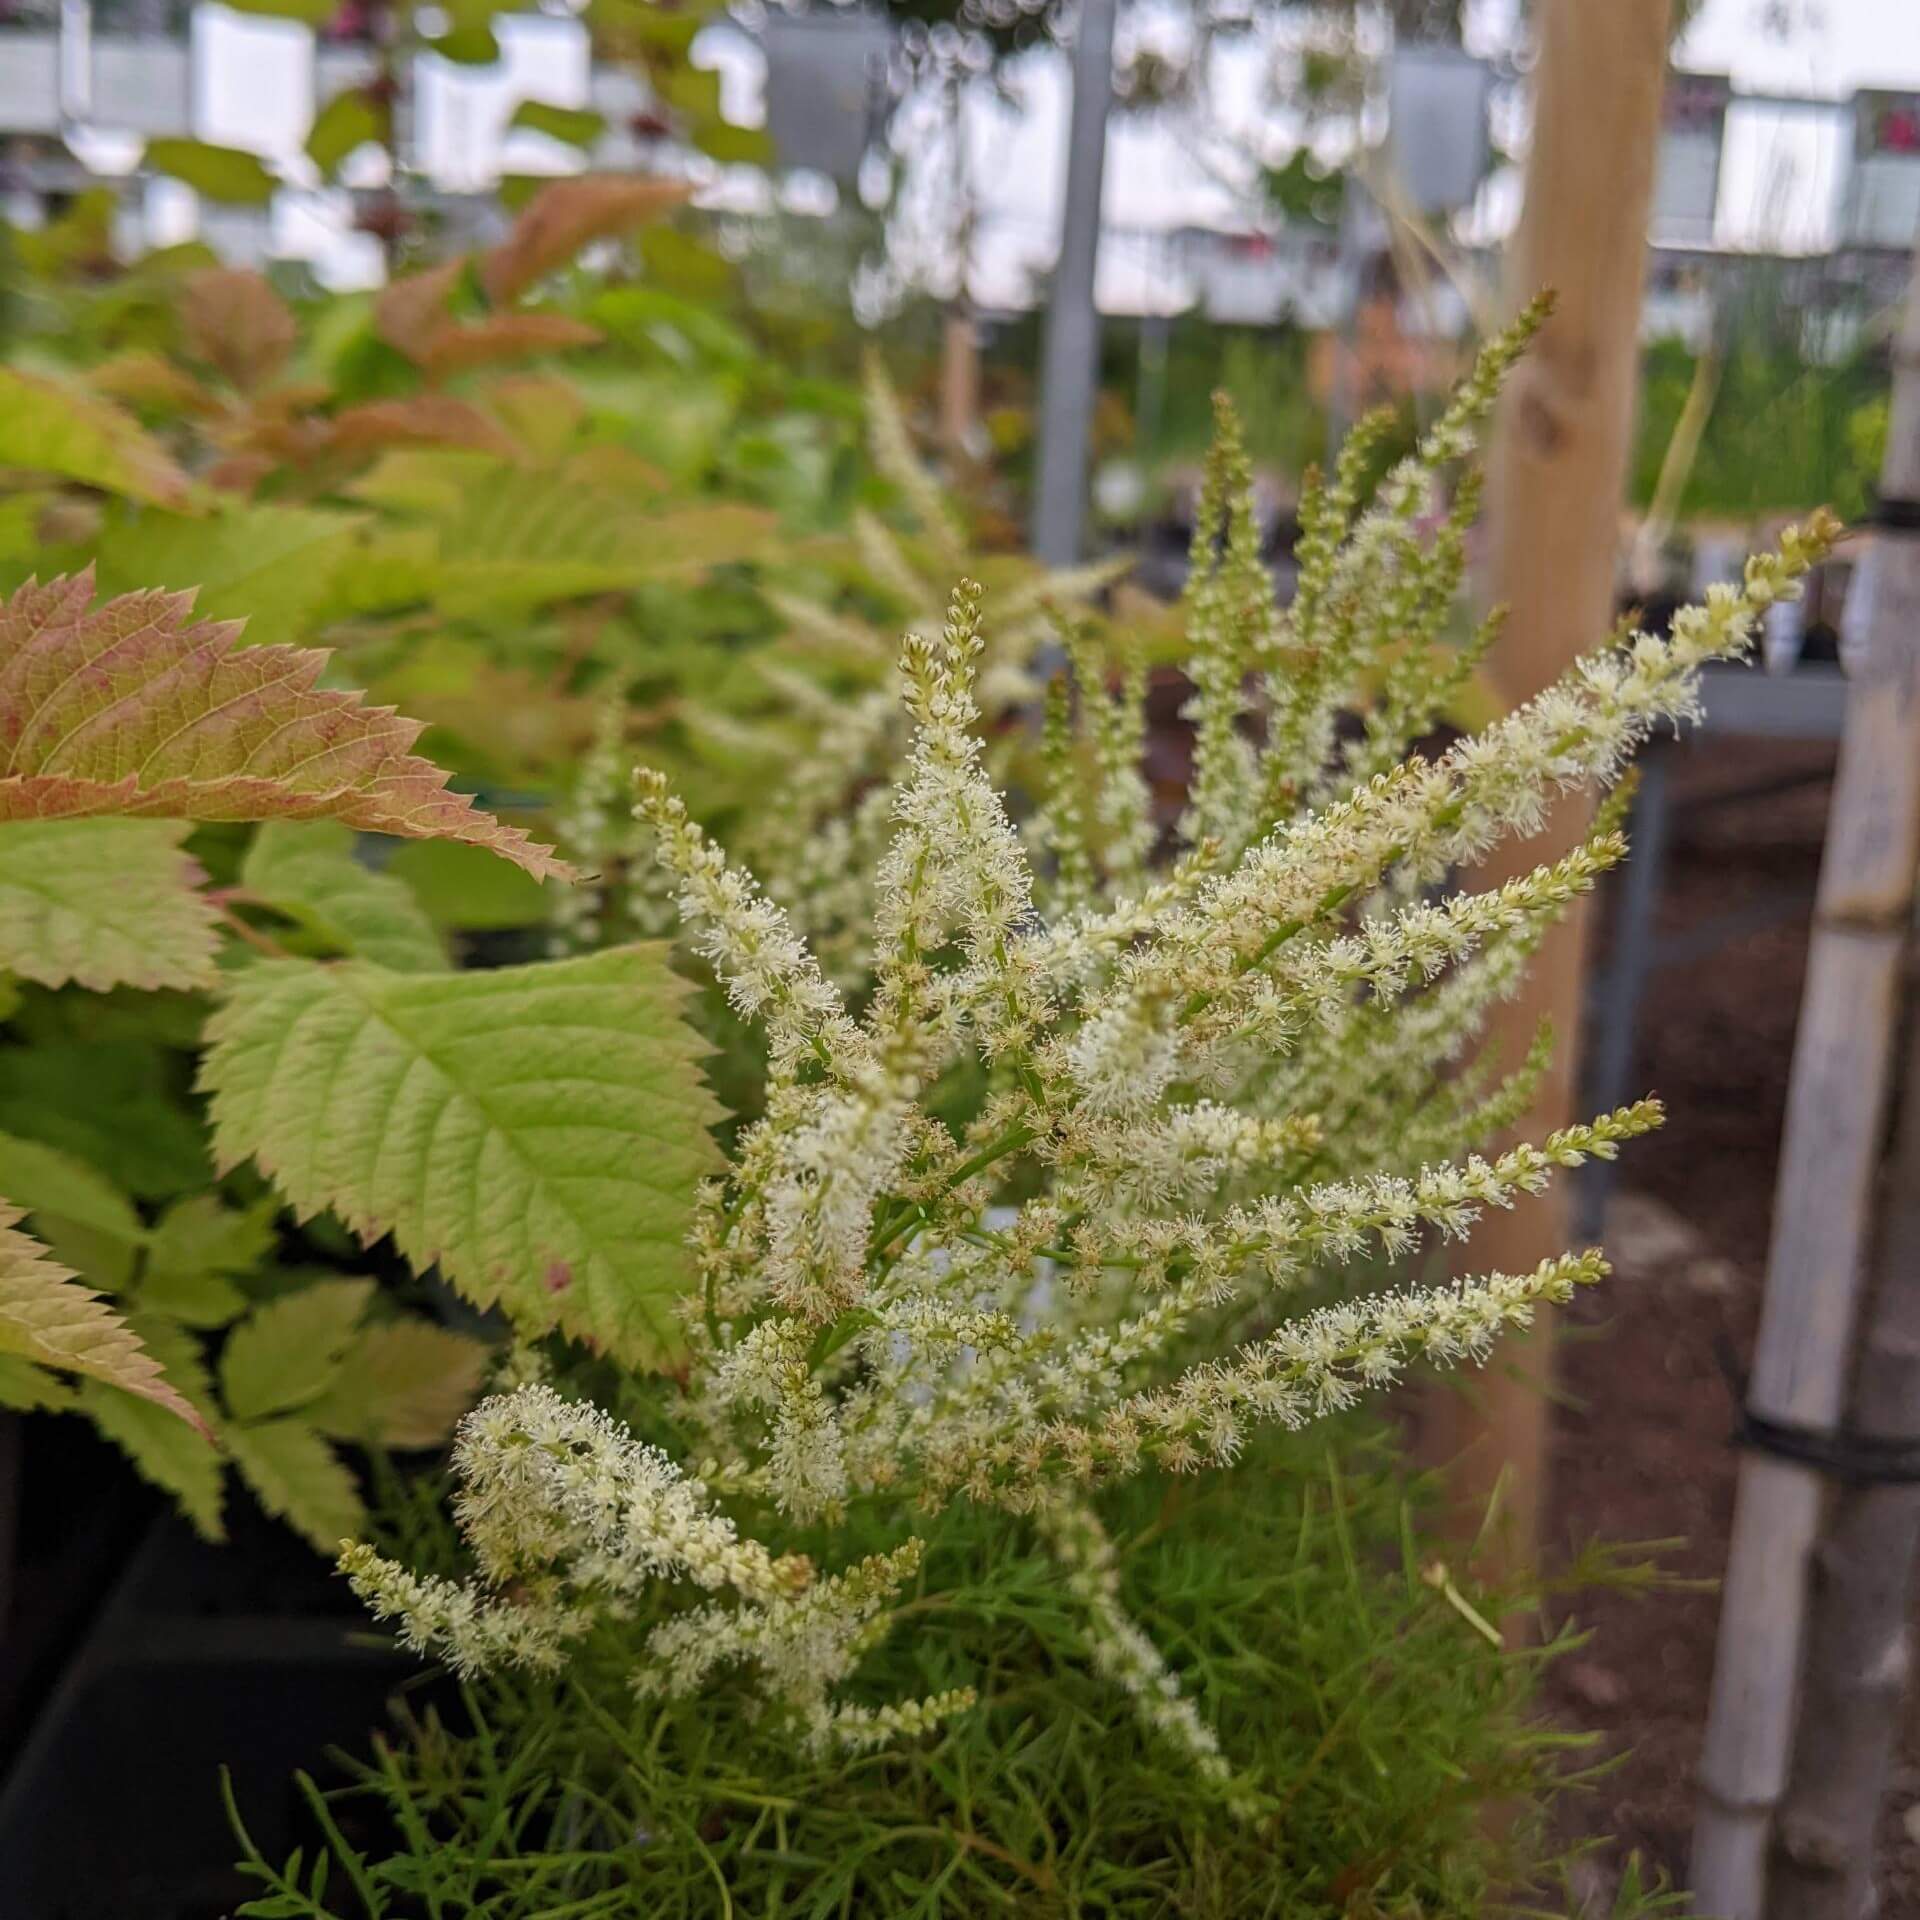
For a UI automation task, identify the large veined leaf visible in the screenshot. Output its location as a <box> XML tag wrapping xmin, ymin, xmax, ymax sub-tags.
<box><xmin>0</xmin><ymin>817</ymin><xmax>221</xmax><ymax>991</ymax></box>
<box><xmin>241</xmin><ymin>821</ymin><xmax>446</xmax><ymax>971</ymax></box>
<box><xmin>200</xmin><ymin>945</ymin><xmax>724</xmax><ymax>1365</ymax></box>
<box><xmin>0</xmin><ymin>1206</ymin><xmax>203</xmax><ymax>1428</ymax></box>
<box><xmin>0</xmin><ymin>369</ymin><xmax>192</xmax><ymax>508</ymax></box>
<box><xmin>0</xmin><ymin>572</ymin><xmax>570</xmax><ymax>881</ymax></box>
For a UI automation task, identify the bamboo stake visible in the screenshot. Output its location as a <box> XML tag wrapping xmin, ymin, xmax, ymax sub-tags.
<box><xmin>1771</xmin><ymin>1000</ymin><xmax>1920</xmax><ymax>1918</ymax></box>
<box><xmin>1690</xmin><ymin>239</ymin><xmax>1920</xmax><ymax>1920</ymax></box>
<box><xmin>1424</xmin><ymin>0</ymin><xmax>1671</xmax><ymax>1580</ymax></box>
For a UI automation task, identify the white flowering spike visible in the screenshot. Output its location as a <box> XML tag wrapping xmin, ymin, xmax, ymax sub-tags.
<box><xmin>347</xmin><ymin>328</ymin><xmax>1840</xmax><ymax>1785</ymax></box>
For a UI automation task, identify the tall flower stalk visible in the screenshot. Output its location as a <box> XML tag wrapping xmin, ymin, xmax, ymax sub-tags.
<box><xmin>345</xmin><ymin>312</ymin><xmax>1837</xmax><ymax>1805</ymax></box>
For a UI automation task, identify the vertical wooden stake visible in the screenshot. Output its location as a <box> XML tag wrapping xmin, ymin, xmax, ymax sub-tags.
<box><xmin>1423</xmin><ymin>0</ymin><xmax>1672</xmax><ymax>1581</ymax></box>
<box><xmin>1691</xmin><ymin>240</ymin><xmax>1920</xmax><ymax>1920</ymax></box>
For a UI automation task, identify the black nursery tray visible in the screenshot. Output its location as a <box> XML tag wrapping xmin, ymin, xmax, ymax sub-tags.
<box><xmin>0</xmin><ymin>1498</ymin><xmax>409</xmax><ymax>1920</ymax></box>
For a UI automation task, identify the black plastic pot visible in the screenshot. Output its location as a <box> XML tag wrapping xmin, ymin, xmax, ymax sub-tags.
<box><xmin>0</xmin><ymin>1483</ymin><xmax>408</xmax><ymax>1920</ymax></box>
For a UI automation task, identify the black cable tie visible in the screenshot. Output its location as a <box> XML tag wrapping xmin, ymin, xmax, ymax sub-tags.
<box><xmin>1713</xmin><ymin>1333</ymin><xmax>1920</xmax><ymax>1488</ymax></box>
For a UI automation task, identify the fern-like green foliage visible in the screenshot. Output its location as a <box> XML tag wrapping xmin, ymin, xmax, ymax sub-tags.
<box><xmin>200</xmin><ymin>946</ymin><xmax>724</xmax><ymax>1367</ymax></box>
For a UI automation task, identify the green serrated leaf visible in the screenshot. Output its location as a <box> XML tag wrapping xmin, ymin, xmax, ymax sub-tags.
<box><xmin>509</xmin><ymin>99</ymin><xmax>606</xmax><ymax>150</ymax></box>
<box><xmin>81</xmin><ymin>1378</ymin><xmax>226</xmax><ymax>1536</ymax></box>
<box><xmin>0</xmin><ymin>1353</ymin><xmax>74</xmax><ymax>1413</ymax></box>
<box><xmin>242</xmin><ymin>821</ymin><xmax>446</xmax><ymax>971</ymax></box>
<box><xmin>0</xmin><ymin>369</ymin><xmax>193</xmax><ymax>508</ymax></box>
<box><xmin>149</xmin><ymin>1191</ymin><xmax>278</xmax><ymax>1279</ymax></box>
<box><xmin>144</xmin><ymin>138</ymin><xmax>277</xmax><ymax>206</ymax></box>
<box><xmin>138</xmin><ymin>1193</ymin><xmax>278</xmax><ymax>1327</ymax></box>
<box><xmin>305</xmin><ymin>88</ymin><xmax>388</xmax><ymax>176</ymax></box>
<box><xmin>0</xmin><ymin>818</ymin><xmax>221</xmax><ymax>993</ymax></box>
<box><xmin>308</xmin><ymin>1317</ymin><xmax>490</xmax><ymax>1448</ymax></box>
<box><xmin>226</xmin><ymin>1419</ymin><xmax>363</xmax><ymax>1554</ymax></box>
<box><xmin>221</xmin><ymin>1278</ymin><xmax>374</xmax><ymax>1422</ymax></box>
<box><xmin>91</xmin><ymin>503</ymin><xmax>361</xmax><ymax>652</ymax></box>
<box><xmin>0</xmin><ymin>1209</ymin><xmax>203</xmax><ymax>1435</ymax></box>
<box><xmin>137</xmin><ymin>1264</ymin><xmax>247</xmax><ymax>1328</ymax></box>
<box><xmin>201</xmin><ymin>946</ymin><xmax>723</xmax><ymax>1366</ymax></box>
<box><xmin>0</xmin><ymin>1129</ymin><xmax>145</xmax><ymax>1243</ymax></box>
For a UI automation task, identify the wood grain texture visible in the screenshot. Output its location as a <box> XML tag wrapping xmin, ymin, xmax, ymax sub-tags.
<box><xmin>1424</xmin><ymin>0</ymin><xmax>1673</xmax><ymax>1580</ymax></box>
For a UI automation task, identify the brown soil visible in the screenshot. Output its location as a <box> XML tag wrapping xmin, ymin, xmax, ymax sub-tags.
<box><xmin>1543</xmin><ymin>734</ymin><xmax>1920</xmax><ymax>1911</ymax></box>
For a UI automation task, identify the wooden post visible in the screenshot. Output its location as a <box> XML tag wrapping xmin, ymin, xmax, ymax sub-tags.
<box><xmin>1691</xmin><ymin>240</ymin><xmax>1920</xmax><ymax>1920</ymax></box>
<box><xmin>1423</xmin><ymin>0</ymin><xmax>1672</xmax><ymax>1577</ymax></box>
<box><xmin>940</xmin><ymin>307</ymin><xmax>981</xmax><ymax>473</ymax></box>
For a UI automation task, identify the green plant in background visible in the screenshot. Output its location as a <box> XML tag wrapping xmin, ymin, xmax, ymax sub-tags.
<box><xmin>1632</xmin><ymin>332</ymin><xmax>1890</xmax><ymax>526</ymax></box>
<box><xmin>222</xmin><ymin>312</ymin><xmax>1832</xmax><ymax>1908</ymax></box>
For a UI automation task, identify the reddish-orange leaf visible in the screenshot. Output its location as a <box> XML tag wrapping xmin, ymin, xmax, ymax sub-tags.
<box><xmin>180</xmin><ymin>269</ymin><xmax>299</xmax><ymax>392</ymax></box>
<box><xmin>480</xmin><ymin>174</ymin><xmax>691</xmax><ymax>303</ymax></box>
<box><xmin>329</xmin><ymin>396</ymin><xmax>520</xmax><ymax>458</ymax></box>
<box><xmin>0</xmin><ymin>572</ymin><xmax>572</xmax><ymax>881</ymax></box>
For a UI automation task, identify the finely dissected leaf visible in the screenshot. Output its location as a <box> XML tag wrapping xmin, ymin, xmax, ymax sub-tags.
<box><xmin>221</xmin><ymin>1277</ymin><xmax>375</xmax><ymax>1422</ymax></box>
<box><xmin>226</xmin><ymin>1419</ymin><xmax>363</xmax><ymax>1554</ymax></box>
<box><xmin>0</xmin><ymin>573</ymin><xmax>571</xmax><ymax>881</ymax></box>
<box><xmin>200</xmin><ymin>946</ymin><xmax>724</xmax><ymax>1365</ymax></box>
<box><xmin>0</xmin><ymin>1128</ymin><xmax>145</xmax><ymax>1243</ymax></box>
<box><xmin>0</xmin><ymin>818</ymin><xmax>221</xmax><ymax>992</ymax></box>
<box><xmin>481</xmin><ymin>174</ymin><xmax>690</xmax><ymax>303</ymax></box>
<box><xmin>0</xmin><ymin>368</ymin><xmax>192</xmax><ymax>508</ymax></box>
<box><xmin>144</xmin><ymin>138</ymin><xmax>277</xmax><ymax>206</ymax></box>
<box><xmin>308</xmin><ymin>1318</ymin><xmax>490</xmax><ymax>1448</ymax></box>
<box><xmin>0</xmin><ymin>1206</ymin><xmax>203</xmax><ymax>1427</ymax></box>
<box><xmin>242</xmin><ymin>821</ymin><xmax>446</xmax><ymax>971</ymax></box>
<box><xmin>179</xmin><ymin>270</ymin><xmax>297</xmax><ymax>390</ymax></box>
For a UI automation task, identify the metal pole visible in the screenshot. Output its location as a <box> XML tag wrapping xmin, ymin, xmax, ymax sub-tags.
<box><xmin>1031</xmin><ymin>0</ymin><xmax>1117</xmax><ymax>567</ymax></box>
